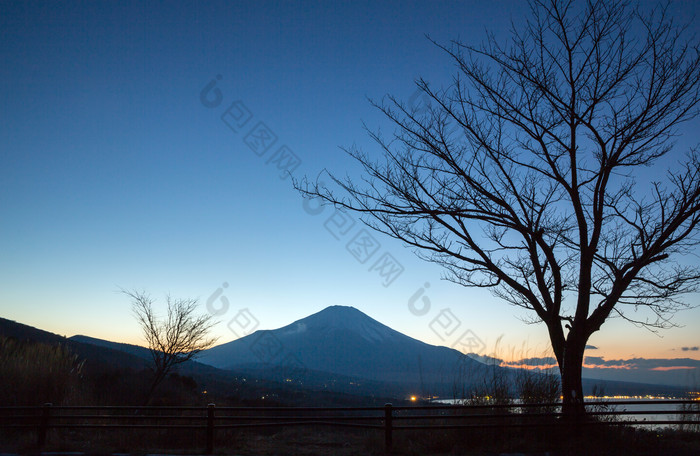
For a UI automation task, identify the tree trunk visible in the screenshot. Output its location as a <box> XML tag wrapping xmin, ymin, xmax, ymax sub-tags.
<box><xmin>143</xmin><ymin>368</ymin><xmax>167</xmax><ymax>406</ymax></box>
<box><xmin>560</xmin><ymin>337</ymin><xmax>586</xmax><ymax>419</ymax></box>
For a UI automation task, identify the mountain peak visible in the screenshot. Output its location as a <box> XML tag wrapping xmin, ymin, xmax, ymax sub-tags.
<box><xmin>308</xmin><ymin>305</ymin><xmax>366</xmax><ymax>322</ymax></box>
<box><xmin>279</xmin><ymin>305</ymin><xmax>397</xmax><ymax>343</ymax></box>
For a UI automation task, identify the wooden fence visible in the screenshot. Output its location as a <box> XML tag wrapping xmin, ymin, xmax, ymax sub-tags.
<box><xmin>1</xmin><ymin>400</ymin><xmax>699</xmax><ymax>453</ymax></box>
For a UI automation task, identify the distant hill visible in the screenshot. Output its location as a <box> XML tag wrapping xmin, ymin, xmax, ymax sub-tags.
<box><xmin>0</xmin><ymin>317</ymin><xmax>150</xmax><ymax>373</ymax></box>
<box><xmin>67</xmin><ymin>334</ymin><xmax>251</xmax><ymax>388</ymax></box>
<box><xmin>70</xmin><ymin>334</ymin><xmax>152</xmax><ymax>360</ymax></box>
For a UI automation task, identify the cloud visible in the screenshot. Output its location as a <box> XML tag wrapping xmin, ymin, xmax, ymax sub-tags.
<box><xmin>511</xmin><ymin>356</ymin><xmax>557</xmax><ymax>366</ymax></box>
<box><xmin>585</xmin><ymin>345</ymin><xmax>598</xmax><ymax>350</ymax></box>
<box><xmin>581</xmin><ymin>356</ymin><xmax>700</xmax><ymax>387</ymax></box>
<box><xmin>468</xmin><ymin>355</ymin><xmax>559</xmax><ymax>370</ymax></box>
<box><xmin>584</xmin><ymin>356</ymin><xmax>633</xmax><ymax>369</ymax></box>
<box><xmin>473</xmin><ymin>353</ymin><xmax>700</xmax><ymax>380</ymax></box>
<box><xmin>281</xmin><ymin>322</ymin><xmax>307</xmax><ymax>335</ymax></box>
<box><xmin>583</xmin><ymin>356</ymin><xmax>700</xmax><ymax>371</ymax></box>
<box><xmin>681</xmin><ymin>346</ymin><xmax>699</xmax><ymax>351</ymax></box>
<box><xmin>466</xmin><ymin>353</ymin><xmax>503</xmax><ymax>365</ymax></box>
<box><xmin>500</xmin><ymin>356</ymin><xmax>558</xmax><ymax>370</ymax></box>
<box><xmin>650</xmin><ymin>366</ymin><xmax>697</xmax><ymax>371</ymax></box>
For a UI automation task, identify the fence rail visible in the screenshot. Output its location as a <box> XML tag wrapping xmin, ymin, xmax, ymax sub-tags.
<box><xmin>1</xmin><ymin>400</ymin><xmax>699</xmax><ymax>453</ymax></box>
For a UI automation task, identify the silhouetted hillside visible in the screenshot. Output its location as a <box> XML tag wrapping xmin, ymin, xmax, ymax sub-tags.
<box><xmin>0</xmin><ymin>317</ymin><xmax>405</xmax><ymax>406</ymax></box>
<box><xmin>1</xmin><ymin>315</ymin><xmax>686</xmax><ymax>404</ymax></box>
<box><xmin>0</xmin><ymin>317</ymin><xmax>150</xmax><ymax>374</ymax></box>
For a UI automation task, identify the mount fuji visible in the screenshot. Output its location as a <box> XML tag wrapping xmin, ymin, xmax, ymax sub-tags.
<box><xmin>198</xmin><ymin>305</ymin><xmax>488</xmax><ymax>393</ymax></box>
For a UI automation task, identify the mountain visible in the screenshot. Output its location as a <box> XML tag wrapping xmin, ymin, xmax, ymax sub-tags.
<box><xmin>0</xmin><ymin>317</ymin><xmax>404</xmax><ymax>406</ymax></box>
<box><xmin>70</xmin><ymin>334</ymin><xmax>153</xmax><ymax>361</ymax></box>
<box><xmin>67</xmin><ymin>334</ymin><xmax>228</xmax><ymax>380</ymax></box>
<box><xmin>0</xmin><ymin>316</ymin><xmax>150</xmax><ymax>373</ymax></box>
<box><xmin>197</xmin><ymin>306</ymin><xmax>690</xmax><ymax>398</ymax></box>
<box><xmin>3</xmin><ymin>312</ymin><xmax>686</xmax><ymax>402</ymax></box>
<box><xmin>198</xmin><ymin>305</ymin><xmax>488</xmax><ymax>394</ymax></box>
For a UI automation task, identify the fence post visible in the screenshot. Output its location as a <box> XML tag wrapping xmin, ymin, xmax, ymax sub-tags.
<box><xmin>384</xmin><ymin>403</ymin><xmax>393</xmax><ymax>453</ymax></box>
<box><xmin>38</xmin><ymin>402</ymin><xmax>51</xmax><ymax>447</ymax></box>
<box><xmin>206</xmin><ymin>403</ymin><xmax>215</xmax><ymax>454</ymax></box>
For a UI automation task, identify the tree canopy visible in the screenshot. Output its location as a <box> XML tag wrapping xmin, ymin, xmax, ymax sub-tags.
<box><xmin>299</xmin><ymin>0</ymin><xmax>700</xmax><ymax>414</ymax></box>
<box><xmin>127</xmin><ymin>290</ymin><xmax>217</xmax><ymax>404</ymax></box>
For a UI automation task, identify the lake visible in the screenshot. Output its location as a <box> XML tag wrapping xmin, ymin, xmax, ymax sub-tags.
<box><xmin>435</xmin><ymin>397</ymin><xmax>700</xmax><ymax>429</ymax></box>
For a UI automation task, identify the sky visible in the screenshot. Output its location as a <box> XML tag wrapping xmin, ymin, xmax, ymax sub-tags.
<box><xmin>2</xmin><ymin>0</ymin><xmax>700</xmax><ymax>386</ymax></box>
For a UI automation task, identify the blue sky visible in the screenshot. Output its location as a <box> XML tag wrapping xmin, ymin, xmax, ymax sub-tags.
<box><xmin>2</xmin><ymin>1</ymin><xmax>700</xmax><ymax>384</ymax></box>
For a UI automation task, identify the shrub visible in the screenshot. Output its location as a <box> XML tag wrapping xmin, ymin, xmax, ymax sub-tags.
<box><xmin>0</xmin><ymin>336</ymin><xmax>84</xmax><ymax>405</ymax></box>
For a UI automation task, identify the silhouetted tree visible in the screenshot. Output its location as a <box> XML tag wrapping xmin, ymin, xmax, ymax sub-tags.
<box><xmin>299</xmin><ymin>0</ymin><xmax>700</xmax><ymax>416</ymax></box>
<box><xmin>126</xmin><ymin>290</ymin><xmax>217</xmax><ymax>404</ymax></box>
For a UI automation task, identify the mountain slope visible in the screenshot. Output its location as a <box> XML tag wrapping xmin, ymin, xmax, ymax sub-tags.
<box><xmin>68</xmin><ymin>334</ymin><xmax>243</xmax><ymax>382</ymax></box>
<box><xmin>70</xmin><ymin>334</ymin><xmax>153</xmax><ymax>360</ymax></box>
<box><xmin>2</xmin><ymin>314</ymin><xmax>684</xmax><ymax>400</ymax></box>
<box><xmin>0</xmin><ymin>317</ymin><xmax>150</xmax><ymax>373</ymax></box>
<box><xmin>198</xmin><ymin>306</ymin><xmax>687</xmax><ymax>398</ymax></box>
<box><xmin>198</xmin><ymin>305</ymin><xmax>487</xmax><ymax>390</ymax></box>
<box><xmin>3</xmin><ymin>317</ymin><xmax>401</xmax><ymax>406</ymax></box>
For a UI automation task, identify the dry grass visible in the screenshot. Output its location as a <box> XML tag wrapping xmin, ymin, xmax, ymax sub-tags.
<box><xmin>3</xmin><ymin>421</ymin><xmax>700</xmax><ymax>455</ymax></box>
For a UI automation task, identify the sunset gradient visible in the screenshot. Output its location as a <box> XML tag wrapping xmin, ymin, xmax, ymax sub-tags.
<box><xmin>1</xmin><ymin>1</ymin><xmax>699</xmax><ymax>387</ymax></box>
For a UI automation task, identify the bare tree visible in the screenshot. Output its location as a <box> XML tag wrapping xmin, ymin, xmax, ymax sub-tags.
<box><xmin>126</xmin><ymin>290</ymin><xmax>218</xmax><ymax>404</ymax></box>
<box><xmin>299</xmin><ymin>0</ymin><xmax>700</xmax><ymax>416</ymax></box>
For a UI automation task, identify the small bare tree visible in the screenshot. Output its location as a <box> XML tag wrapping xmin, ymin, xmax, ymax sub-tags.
<box><xmin>299</xmin><ymin>0</ymin><xmax>700</xmax><ymax>417</ymax></box>
<box><xmin>126</xmin><ymin>290</ymin><xmax>218</xmax><ymax>404</ymax></box>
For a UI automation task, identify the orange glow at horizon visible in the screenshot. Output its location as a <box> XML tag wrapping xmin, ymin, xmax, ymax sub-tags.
<box><xmin>501</xmin><ymin>363</ymin><xmax>558</xmax><ymax>370</ymax></box>
<box><xmin>499</xmin><ymin>360</ymin><xmax>700</xmax><ymax>371</ymax></box>
<box><xmin>650</xmin><ymin>366</ymin><xmax>697</xmax><ymax>371</ymax></box>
